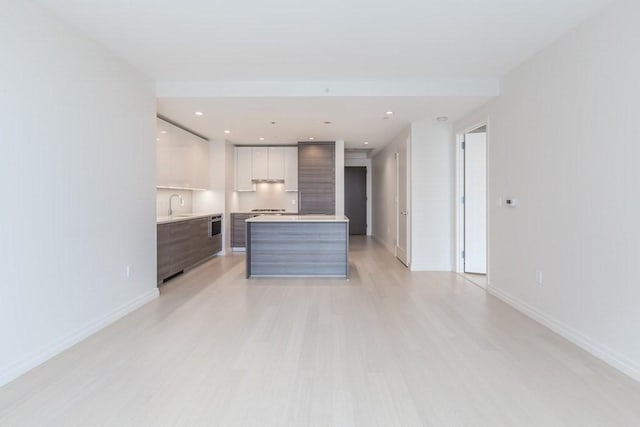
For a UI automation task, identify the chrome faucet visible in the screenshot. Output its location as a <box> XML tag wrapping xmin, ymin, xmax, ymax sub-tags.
<box><xmin>168</xmin><ymin>193</ymin><xmax>184</xmax><ymax>217</ymax></box>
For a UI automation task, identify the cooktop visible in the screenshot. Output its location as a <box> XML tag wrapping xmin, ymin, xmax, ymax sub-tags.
<box><xmin>250</xmin><ymin>208</ymin><xmax>286</xmax><ymax>212</ymax></box>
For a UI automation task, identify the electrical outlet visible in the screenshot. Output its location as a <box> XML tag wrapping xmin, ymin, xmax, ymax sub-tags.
<box><xmin>126</xmin><ymin>264</ymin><xmax>133</xmax><ymax>278</ymax></box>
<box><xmin>535</xmin><ymin>270</ymin><xmax>543</xmax><ymax>285</ymax></box>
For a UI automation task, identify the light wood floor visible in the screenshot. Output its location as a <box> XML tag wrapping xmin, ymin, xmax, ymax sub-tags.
<box><xmin>1</xmin><ymin>237</ymin><xmax>639</xmax><ymax>426</ymax></box>
<box><xmin>461</xmin><ymin>273</ymin><xmax>488</xmax><ymax>289</ymax></box>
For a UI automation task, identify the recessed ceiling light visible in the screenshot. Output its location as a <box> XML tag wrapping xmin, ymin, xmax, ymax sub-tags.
<box><xmin>160</xmin><ymin>130</ymin><xmax>167</xmax><ymax>134</ymax></box>
<box><xmin>195</xmin><ymin>111</ymin><xmax>203</xmax><ymax>116</ymax></box>
<box><xmin>270</xmin><ymin>121</ymin><xmax>277</xmax><ymax>125</ymax></box>
<box><xmin>156</xmin><ymin>138</ymin><xmax>160</xmax><ymax>141</ymax></box>
<box><xmin>437</xmin><ymin>116</ymin><xmax>449</xmax><ymax>122</ymax></box>
<box><xmin>259</xmin><ymin>137</ymin><xmax>265</xmax><ymax>141</ymax></box>
<box><xmin>385</xmin><ymin>111</ymin><xmax>394</xmax><ymax>115</ymax></box>
<box><xmin>224</xmin><ymin>130</ymin><xmax>231</xmax><ymax>134</ymax></box>
<box><xmin>363</xmin><ymin>141</ymin><xmax>369</xmax><ymax>145</ymax></box>
<box><xmin>323</xmin><ymin>121</ymin><xmax>332</xmax><ymax>125</ymax></box>
<box><xmin>308</xmin><ymin>137</ymin><xmax>315</xmax><ymax>140</ymax></box>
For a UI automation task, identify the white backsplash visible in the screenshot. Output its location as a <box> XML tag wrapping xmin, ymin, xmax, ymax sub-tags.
<box><xmin>192</xmin><ymin>190</ymin><xmax>225</xmax><ymax>215</ymax></box>
<box><xmin>158</xmin><ymin>184</ymin><xmax>298</xmax><ymax>216</ymax></box>
<box><xmin>237</xmin><ymin>182</ymin><xmax>298</xmax><ymax>212</ymax></box>
<box><xmin>156</xmin><ymin>189</ymin><xmax>193</xmax><ymax>217</ymax></box>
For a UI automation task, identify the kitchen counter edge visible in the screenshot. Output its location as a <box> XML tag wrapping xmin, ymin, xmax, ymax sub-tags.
<box><xmin>246</xmin><ymin>215</ymin><xmax>349</xmax><ymax>223</ymax></box>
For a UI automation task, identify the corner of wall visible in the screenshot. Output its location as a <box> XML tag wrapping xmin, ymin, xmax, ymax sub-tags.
<box><xmin>409</xmin><ymin>122</ymin><xmax>454</xmax><ymax>271</ymax></box>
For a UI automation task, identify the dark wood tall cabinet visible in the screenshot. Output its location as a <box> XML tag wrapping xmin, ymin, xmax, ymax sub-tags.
<box><xmin>298</xmin><ymin>141</ymin><xmax>335</xmax><ymax>215</ymax></box>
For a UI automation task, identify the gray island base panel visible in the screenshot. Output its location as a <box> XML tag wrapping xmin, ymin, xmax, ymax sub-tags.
<box><xmin>246</xmin><ymin>215</ymin><xmax>349</xmax><ymax>278</ymax></box>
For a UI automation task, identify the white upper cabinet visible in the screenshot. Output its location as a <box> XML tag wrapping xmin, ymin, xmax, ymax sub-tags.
<box><xmin>235</xmin><ymin>147</ymin><xmax>254</xmax><ymax>191</ymax></box>
<box><xmin>251</xmin><ymin>147</ymin><xmax>269</xmax><ymax>180</ymax></box>
<box><xmin>156</xmin><ymin>118</ymin><xmax>209</xmax><ymax>190</ymax></box>
<box><xmin>251</xmin><ymin>146</ymin><xmax>285</xmax><ymax>181</ymax></box>
<box><xmin>234</xmin><ymin>145</ymin><xmax>296</xmax><ymax>190</ymax></box>
<box><xmin>268</xmin><ymin>147</ymin><xmax>285</xmax><ymax>180</ymax></box>
<box><xmin>283</xmin><ymin>146</ymin><xmax>298</xmax><ymax>191</ymax></box>
<box><xmin>189</xmin><ymin>137</ymin><xmax>209</xmax><ymax>189</ymax></box>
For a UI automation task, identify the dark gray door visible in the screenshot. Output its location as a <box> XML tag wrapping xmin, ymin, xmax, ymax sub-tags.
<box><xmin>344</xmin><ymin>167</ymin><xmax>367</xmax><ymax>235</ymax></box>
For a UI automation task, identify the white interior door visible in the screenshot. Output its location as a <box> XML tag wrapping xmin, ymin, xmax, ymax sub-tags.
<box><xmin>396</xmin><ymin>139</ymin><xmax>409</xmax><ymax>266</ymax></box>
<box><xmin>464</xmin><ymin>129</ymin><xmax>487</xmax><ymax>274</ymax></box>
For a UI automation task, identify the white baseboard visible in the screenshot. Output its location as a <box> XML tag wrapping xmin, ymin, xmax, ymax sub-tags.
<box><xmin>410</xmin><ymin>265</ymin><xmax>453</xmax><ymax>272</ymax></box>
<box><xmin>488</xmin><ymin>285</ymin><xmax>640</xmax><ymax>383</ymax></box>
<box><xmin>0</xmin><ymin>287</ymin><xmax>159</xmax><ymax>387</ymax></box>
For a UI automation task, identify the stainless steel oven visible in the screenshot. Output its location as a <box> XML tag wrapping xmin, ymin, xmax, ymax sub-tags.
<box><xmin>209</xmin><ymin>215</ymin><xmax>222</xmax><ymax>237</ymax></box>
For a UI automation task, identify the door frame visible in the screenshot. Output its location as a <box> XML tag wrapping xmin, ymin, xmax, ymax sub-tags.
<box><xmin>455</xmin><ymin>120</ymin><xmax>490</xmax><ymax>287</ymax></box>
<box><xmin>394</xmin><ymin>136</ymin><xmax>411</xmax><ymax>267</ymax></box>
<box><xmin>395</xmin><ymin>153</ymin><xmax>401</xmax><ymax>260</ymax></box>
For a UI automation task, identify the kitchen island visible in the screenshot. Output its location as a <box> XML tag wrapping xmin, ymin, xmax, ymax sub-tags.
<box><xmin>245</xmin><ymin>215</ymin><xmax>349</xmax><ymax>278</ymax></box>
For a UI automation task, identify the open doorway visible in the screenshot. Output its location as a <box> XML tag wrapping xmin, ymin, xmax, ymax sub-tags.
<box><xmin>344</xmin><ymin>166</ymin><xmax>367</xmax><ymax>235</ymax></box>
<box><xmin>458</xmin><ymin>125</ymin><xmax>487</xmax><ymax>287</ymax></box>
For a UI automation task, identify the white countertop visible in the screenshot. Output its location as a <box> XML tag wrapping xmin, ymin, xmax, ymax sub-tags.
<box><xmin>157</xmin><ymin>213</ymin><xmax>221</xmax><ymax>224</ymax></box>
<box><xmin>233</xmin><ymin>211</ymin><xmax>299</xmax><ymax>214</ymax></box>
<box><xmin>246</xmin><ymin>215</ymin><xmax>349</xmax><ymax>222</ymax></box>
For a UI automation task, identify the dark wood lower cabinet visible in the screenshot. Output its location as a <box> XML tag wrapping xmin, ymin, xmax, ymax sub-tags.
<box><xmin>230</xmin><ymin>213</ymin><xmax>250</xmax><ymax>248</ymax></box>
<box><xmin>157</xmin><ymin>216</ymin><xmax>222</xmax><ymax>284</ymax></box>
<box><xmin>231</xmin><ymin>213</ymin><xmax>261</xmax><ymax>248</ymax></box>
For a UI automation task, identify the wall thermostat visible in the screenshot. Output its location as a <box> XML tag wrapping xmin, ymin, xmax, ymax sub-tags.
<box><xmin>505</xmin><ymin>198</ymin><xmax>519</xmax><ymax>207</ymax></box>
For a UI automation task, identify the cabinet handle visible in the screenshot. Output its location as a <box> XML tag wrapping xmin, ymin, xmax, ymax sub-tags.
<box><xmin>298</xmin><ymin>191</ymin><xmax>302</xmax><ymax>213</ymax></box>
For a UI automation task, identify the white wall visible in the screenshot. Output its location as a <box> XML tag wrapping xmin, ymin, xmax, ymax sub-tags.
<box><xmin>410</xmin><ymin>122</ymin><xmax>455</xmax><ymax>271</ymax></box>
<box><xmin>0</xmin><ymin>1</ymin><xmax>157</xmax><ymax>386</ymax></box>
<box><xmin>372</xmin><ymin>129</ymin><xmax>410</xmax><ymax>252</ymax></box>
<box><xmin>372</xmin><ymin>123</ymin><xmax>454</xmax><ymax>270</ymax></box>
<box><xmin>455</xmin><ymin>0</ymin><xmax>640</xmax><ymax>381</ymax></box>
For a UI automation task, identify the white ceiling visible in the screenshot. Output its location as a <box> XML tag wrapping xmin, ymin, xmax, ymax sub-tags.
<box><xmin>156</xmin><ymin>96</ymin><xmax>491</xmax><ymax>149</ymax></box>
<box><xmin>37</xmin><ymin>0</ymin><xmax>610</xmax><ymax>80</ymax></box>
<box><xmin>36</xmin><ymin>0</ymin><xmax>612</xmax><ymax>148</ymax></box>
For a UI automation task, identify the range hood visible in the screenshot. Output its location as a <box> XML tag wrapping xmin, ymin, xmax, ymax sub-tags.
<box><xmin>251</xmin><ymin>178</ymin><xmax>285</xmax><ymax>183</ymax></box>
